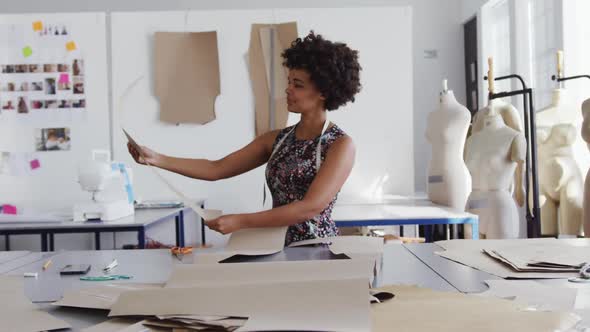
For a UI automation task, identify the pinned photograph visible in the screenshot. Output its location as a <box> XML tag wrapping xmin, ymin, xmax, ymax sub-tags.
<box><xmin>72</xmin><ymin>99</ymin><xmax>85</xmax><ymax>108</ymax></box>
<box><xmin>72</xmin><ymin>59</ymin><xmax>84</xmax><ymax>76</ymax></box>
<box><xmin>17</xmin><ymin>96</ymin><xmax>29</xmax><ymax>114</ymax></box>
<box><xmin>45</xmin><ymin>78</ymin><xmax>56</xmax><ymax>95</ymax></box>
<box><xmin>2</xmin><ymin>82</ymin><xmax>16</xmax><ymax>92</ymax></box>
<box><xmin>43</xmin><ymin>64</ymin><xmax>57</xmax><ymax>73</ymax></box>
<box><xmin>19</xmin><ymin>82</ymin><xmax>29</xmax><ymax>92</ymax></box>
<box><xmin>57</xmin><ymin>64</ymin><xmax>69</xmax><ymax>72</ymax></box>
<box><xmin>30</xmin><ymin>100</ymin><xmax>43</xmax><ymax>109</ymax></box>
<box><xmin>44</xmin><ymin>100</ymin><xmax>58</xmax><ymax>109</ymax></box>
<box><xmin>1</xmin><ymin>100</ymin><xmax>15</xmax><ymax>110</ymax></box>
<box><xmin>58</xmin><ymin>80</ymin><xmax>71</xmax><ymax>91</ymax></box>
<box><xmin>15</xmin><ymin>65</ymin><xmax>28</xmax><ymax>73</ymax></box>
<box><xmin>29</xmin><ymin>64</ymin><xmax>41</xmax><ymax>73</ymax></box>
<box><xmin>73</xmin><ymin>77</ymin><xmax>84</xmax><ymax>94</ymax></box>
<box><xmin>1</xmin><ymin>65</ymin><xmax>14</xmax><ymax>73</ymax></box>
<box><xmin>58</xmin><ymin>100</ymin><xmax>72</xmax><ymax>108</ymax></box>
<box><xmin>35</xmin><ymin>127</ymin><xmax>71</xmax><ymax>151</ymax></box>
<box><xmin>31</xmin><ymin>82</ymin><xmax>43</xmax><ymax>91</ymax></box>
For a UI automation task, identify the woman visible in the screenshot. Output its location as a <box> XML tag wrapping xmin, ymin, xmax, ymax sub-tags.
<box><xmin>128</xmin><ymin>31</ymin><xmax>361</xmax><ymax>244</ymax></box>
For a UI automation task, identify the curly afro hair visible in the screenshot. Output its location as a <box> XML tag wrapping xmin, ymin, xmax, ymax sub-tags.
<box><xmin>281</xmin><ymin>31</ymin><xmax>362</xmax><ymax>111</ymax></box>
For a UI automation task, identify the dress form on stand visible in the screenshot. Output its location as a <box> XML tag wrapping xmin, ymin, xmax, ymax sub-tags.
<box><xmin>535</xmin><ymin>52</ymin><xmax>584</xmax><ymax>236</ymax></box>
<box><xmin>581</xmin><ymin>98</ymin><xmax>590</xmax><ymax>237</ymax></box>
<box><xmin>426</xmin><ymin>80</ymin><xmax>472</xmax><ymax>211</ymax></box>
<box><xmin>464</xmin><ymin>58</ymin><xmax>526</xmax><ymax>239</ymax></box>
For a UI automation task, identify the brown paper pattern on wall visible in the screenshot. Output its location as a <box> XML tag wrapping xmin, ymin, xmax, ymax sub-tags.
<box><xmin>249</xmin><ymin>22</ymin><xmax>297</xmax><ymax>137</ymax></box>
<box><xmin>154</xmin><ymin>31</ymin><xmax>220</xmax><ymax>124</ymax></box>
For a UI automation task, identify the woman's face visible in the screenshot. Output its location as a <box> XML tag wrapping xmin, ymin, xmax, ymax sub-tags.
<box><xmin>285</xmin><ymin>69</ymin><xmax>325</xmax><ymax>114</ymax></box>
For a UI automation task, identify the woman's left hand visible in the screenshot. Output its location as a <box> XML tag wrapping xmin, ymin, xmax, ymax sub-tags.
<box><xmin>206</xmin><ymin>214</ymin><xmax>244</xmax><ymax>235</ymax></box>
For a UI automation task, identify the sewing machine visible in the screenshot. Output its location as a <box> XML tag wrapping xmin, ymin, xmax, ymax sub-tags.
<box><xmin>73</xmin><ymin>150</ymin><xmax>135</xmax><ymax>221</ymax></box>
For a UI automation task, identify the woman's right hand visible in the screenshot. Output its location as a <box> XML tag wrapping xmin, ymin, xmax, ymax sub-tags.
<box><xmin>127</xmin><ymin>142</ymin><xmax>161</xmax><ymax>166</ymax></box>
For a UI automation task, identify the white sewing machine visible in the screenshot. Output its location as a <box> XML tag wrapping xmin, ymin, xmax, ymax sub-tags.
<box><xmin>73</xmin><ymin>150</ymin><xmax>135</xmax><ymax>222</ymax></box>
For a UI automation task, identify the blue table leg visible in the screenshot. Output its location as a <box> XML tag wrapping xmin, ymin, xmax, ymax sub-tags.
<box><xmin>471</xmin><ymin>220</ymin><xmax>479</xmax><ymax>240</ymax></box>
<box><xmin>174</xmin><ymin>214</ymin><xmax>181</xmax><ymax>247</ymax></box>
<box><xmin>138</xmin><ymin>228</ymin><xmax>146</xmax><ymax>249</ymax></box>
<box><xmin>179</xmin><ymin>210</ymin><xmax>185</xmax><ymax>247</ymax></box>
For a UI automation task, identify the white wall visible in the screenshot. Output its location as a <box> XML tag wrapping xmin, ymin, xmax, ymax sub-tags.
<box><xmin>0</xmin><ymin>0</ymin><xmax>469</xmax><ymax>249</ymax></box>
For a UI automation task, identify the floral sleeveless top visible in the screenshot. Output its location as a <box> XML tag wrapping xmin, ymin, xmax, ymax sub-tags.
<box><xmin>266</xmin><ymin>123</ymin><xmax>346</xmax><ymax>245</ymax></box>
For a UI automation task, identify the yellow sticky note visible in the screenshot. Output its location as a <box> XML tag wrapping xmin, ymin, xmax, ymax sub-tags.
<box><xmin>32</xmin><ymin>21</ymin><xmax>43</xmax><ymax>32</ymax></box>
<box><xmin>22</xmin><ymin>46</ymin><xmax>33</xmax><ymax>58</ymax></box>
<box><xmin>66</xmin><ymin>41</ymin><xmax>77</xmax><ymax>51</ymax></box>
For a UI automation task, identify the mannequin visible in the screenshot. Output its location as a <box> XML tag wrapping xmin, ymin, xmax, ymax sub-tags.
<box><xmin>581</xmin><ymin>98</ymin><xmax>590</xmax><ymax>237</ymax></box>
<box><xmin>426</xmin><ymin>80</ymin><xmax>472</xmax><ymax>210</ymax></box>
<box><xmin>464</xmin><ymin>58</ymin><xmax>525</xmax><ymax>239</ymax></box>
<box><xmin>535</xmin><ymin>88</ymin><xmax>584</xmax><ymax>236</ymax></box>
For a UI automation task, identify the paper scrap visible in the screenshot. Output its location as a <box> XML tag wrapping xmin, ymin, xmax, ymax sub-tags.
<box><xmin>22</xmin><ymin>46</ymin><xmax>33</xmax><ymax>58</ymax></box>
<box><xmin>32</xmin><ymin>21</ymin><xmax>43</xmax><ymax>32</ymax></box>
<box><xmin>66</xmin><ymin>41</ymin><xmax>77</xmax><ymax>51</ymax></box>
<box><xmin>30</xmin><ymin>159</ymin><xmax>40</xmax><ymax>170</ymax></box>
<box><xmin>0</xmin><ymin>276</ymin><xmax>71</xmax><ymax>331</ymax></box>
<box><xmin>249</xmin><ymin>22</ymin><xmax>297</xmax><ymax>136</ymax></box>
<box><xmin>478</xmin><ymin>280</ymin><xmax>578</xmax><ymax>312</ymax></box>
<box><xmin>81</xmin><ymin>318</ymin><xmax>142</xmax><ymax>332</ymax></box>
<box><xmin>53</xmin><ymin>283</ymin><xmax>164</xmax><ymax>310</ymax></box>
<box><xmin>1</xmin><ymin>204</ymin><xmax>17</xmax><ymax>215</ymax></box>
<box><xmin>371</xmin><ymin>285</ymin><xmax>580</xmax><ymax>332</ymax></box>
<box><xmin>109</xmin><ymin>278</ymin><xmax>370</xmax><ymax>332</ymax></box>
<box><xmin>154</xmin><ymin>31</ymin><xmax>220</xmax><ymax>124</ymax></box>
<box><xmin>165</xmin><ymin>259</ymin><xmax>374</xmax><ymax>288</ymax></box>
<box><xmin>58</xmin><ymin>73</ymin><xmax>69</xmax><ymax>84</ymax></box>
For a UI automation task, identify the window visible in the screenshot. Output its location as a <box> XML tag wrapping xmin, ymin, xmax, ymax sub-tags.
<box><xmin>529</xmin><ymin>0</ymin><xmax>562</xmax><ymax>109</ymax></box>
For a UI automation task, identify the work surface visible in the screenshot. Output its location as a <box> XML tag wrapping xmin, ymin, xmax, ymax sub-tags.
<box><xmin>1</xmin><ymin>242</ymin><xmax>589</xmax><ymax>330</ymax></box>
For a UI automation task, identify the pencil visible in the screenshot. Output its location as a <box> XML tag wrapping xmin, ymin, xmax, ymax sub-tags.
<box><xmin>42</xmin><ymin>259</ymin><xmax>52</xmax><ymax>270</ymax></box>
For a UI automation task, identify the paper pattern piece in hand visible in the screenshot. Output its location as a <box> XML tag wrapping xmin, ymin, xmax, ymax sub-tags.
<box><xmin>371</xmin><ymin>285</ymin><xmax>580</xmax><ymax>332</ymax></box>
<box><xmin>154</xmin><ymin>31</ymin><xmax>220</xmax><ymax>124</ymax></box>
<box><xmin>109</xmin><ymin>278</ymin><xmax>370</xmax><ymax>332</ymax></box>
<box><xmin>122</xmin><ymin>128</ymin><xmax>222</xmax><ymax>221</ymax></box>
<box><xmin>249</xmin><ymin>22</ymin><xmax>297</xmax><ymax>136</ymax></box>
<box><xmin>225</xmin><ymin>226</ymin><xmax>287</xmax><ymax>256</ymax></box>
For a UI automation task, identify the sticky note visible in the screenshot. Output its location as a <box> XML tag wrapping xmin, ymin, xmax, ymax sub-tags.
<box><xmin>32</xmin><ymin>21</ymin><xmax>43</xmax><ymax>32</ymax></box>
<box><xmin>66</xmin><ymin>41</ymin><xmax>77</xmax><ymax>51</ymax></box>
<box><xmin>22</xmin><ymin>46</ymin><xmax>33</xmax><ymax>58</ymax></box>
<box><xmin>58</xmin><ymin>73</ymin><xmax>69</xmax><ymax>84</ymax></box>
<box><xmin>2</xmin><ymin>204</ymin><xmax>17</xmax><ymax>215</ymax></box>
<box><xmin>30</xmin><ymin>159</ymin><xmax>40</xmax><ymax>170</ymax></box>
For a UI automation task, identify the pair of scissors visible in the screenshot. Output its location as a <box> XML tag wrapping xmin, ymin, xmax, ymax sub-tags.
<box><xmin>568</xmin><ymin>262</ymin><xmax>590</xmax><ymax>283</ymax></box>
<box><xmin>171</xmin><ymin>246</ymin><xmax>193</xmax><ymax>260</ymax></box>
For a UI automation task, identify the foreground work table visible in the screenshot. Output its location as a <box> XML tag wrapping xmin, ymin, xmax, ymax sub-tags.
<box><xmin>0</xmin><ymin>206</ymin><xmax>197</xmax><ymax>251</ymax></box>
<box><xmin>1</xmin><ymin>243</ymin><xmax>453</xmax><ymax>330</ymax></box>
<box><xmin>404</xmin><ymin>242</ymin><xmax>590</xmax><ymax>329</ymax></box>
